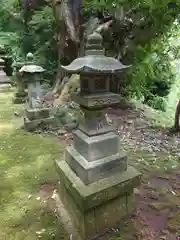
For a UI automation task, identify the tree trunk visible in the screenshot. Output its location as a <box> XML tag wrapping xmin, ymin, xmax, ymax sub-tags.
<box><xmin>174</xmin><ymin>99</ymin><xmax>180</xmax><ymax>131</ymax></box>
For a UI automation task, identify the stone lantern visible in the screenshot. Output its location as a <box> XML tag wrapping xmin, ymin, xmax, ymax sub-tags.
<box><xmin>12</xmin><ymin>60</ymin><xmax>27</xmax><ymax>104</ymax></box>
<box><xmin>55</xmin><ymin>32</ymin><xmax>141</xmax><ymax>239</ymax></box>
<box><xmin>19</xmin><ymin>53</ymin><xmax>54</xmax><ymax>131</ymax></box>
<box><xmin>0</xmin><ymin>45</ymin><xmax>12</xmax><ymax>80</ymax></box>
<box><xmin>0</xmin><ymin>57</ymin><xmax>10</xmax><ymax>84</ymax></box>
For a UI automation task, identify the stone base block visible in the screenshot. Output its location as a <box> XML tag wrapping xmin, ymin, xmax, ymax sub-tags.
<box><xmin>24</xmin><ymin>116</ymin><xmax>54</xmax><ymax>131</ymax></box>
<box><xmin>65</xmin><ymin>146</ymin><xmax>127</xmax><ymax>184</ymax></box>
<box><xmin>13</xmin><ymin>96</ymin><xmax>26</xmax><ymax>104</ymax></box>
<box><xmin>55</xmin><ymin>160</ymin><xmax>141</xmax><ymax>239</ymax></box>
<box><xmin>25</xmin><ymin>108</ymin><xmax>50</xmax><ymax>120</ymax></box>
<box><xmin>73</xmin><ymin>130</ymin><xmax>119</xmax><ymax>161</ymax></box>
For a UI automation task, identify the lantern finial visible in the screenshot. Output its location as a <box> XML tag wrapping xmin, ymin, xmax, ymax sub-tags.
<box><xmin>26</xmin><ymin>52</ymin><xmax>34</xmax><ymax>62</ymax></box>
<box><xmin>85</xmin><ymin>31</ymin><xmax>104</xmax><ymax>56</ymax></box>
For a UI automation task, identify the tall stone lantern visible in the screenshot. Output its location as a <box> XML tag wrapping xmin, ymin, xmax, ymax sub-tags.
<box><xmin>19</xmin><ymin>53</ymin><xmax>54</xmax><ymax>131</ymax></box>
<box><xmin>55</xmin><ymin>32</ymin><xmax>141</xmax><ymax>239</ymax></box>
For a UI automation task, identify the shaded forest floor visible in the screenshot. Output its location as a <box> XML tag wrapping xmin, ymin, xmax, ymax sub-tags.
<box><xmin>0</xmin><ymin>85</ymin><xmax>179</xmax><ymax>240</ymax></box>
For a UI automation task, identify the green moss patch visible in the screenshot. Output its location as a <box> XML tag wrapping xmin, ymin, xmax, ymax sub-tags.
<box><xmin>167</xmin><ymin>213</ymin><xmax>180</xmax><ymax>234</ymax></box>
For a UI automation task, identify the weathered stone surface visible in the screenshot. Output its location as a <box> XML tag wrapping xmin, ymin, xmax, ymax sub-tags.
<box><xmin>78</xmin><ymin>108</ymin><xmax>116</xmax><ymax>136</ymax></box>
<box><xmin>25</xmin><ymin>108</ymin><xmax>50</xmax><ymax>121</ymax></box>
<box><xmin>73</xmin><ymin>130</ymin><xmax>119</xmax><ymax>161</ymax></box>
<box><xmin>12</xmin><ymin>61</ymin><xmax>27</xmax><ymax>102</ymax></box>
<box><xmin>55</xmin><ymin>160</ymin><xmax>141</xmax><ymax>211</ymax></box>
<box><xmin>24</xmin><ymin>116</ymin><xmax>54</xmax><ymax>131</ymax></box>
<box><xmin>95</xmin><ymin>194</ymin><xmax>127</xmax><ymax>233</ymax></box>
<box><xmin>56</xmin><ymin>160</ymin><xmax>140</xmax><ymax>239</ymax></box>
<box><xmin>72</xmin><ymin>92</ymin><xmax>121</xmax><ymax>109</ymax></box>
<box><xmin>13</xmin><ymin>95</ymin><xmax>26</xmax><ymax>104</ymax></box>
<box><xmin>58</xmin><ymin>180</ymin><xmax>96</xmax><ymax>239</ymax></box>
<box><xmin>78</xmin><ymin>119</ymin><xmax>116</xmax><ymax>136</ymax></box>
<box><xmin>65</xmin><ymin>146</ymin><xmax>127</xmax><ymax>185</ymax></box>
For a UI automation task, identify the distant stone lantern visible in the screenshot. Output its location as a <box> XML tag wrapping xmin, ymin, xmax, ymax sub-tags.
<box><xmin>55</xmin><ymin>32</ymin><xmax>141</xmax><ymax>239</ymax></box>
<box><xmin>12</xmin><ymin>60</ymin><xmax>27</xmax><ymax>104</ymax></box>
<box><xmin>0</xmin><ymin>58</ymin><xmax>5</xmax><ymax>74</ymax></box>
<box><xmin>19</xmin><ymin>53</ymin><xmax>54</xmax><ymax>131</ymax></box>
<box><xmin>0</xmin><ymin>45</ymin><xmax>11</xmax><ymax>81</ymax></box>
<box><xmin>0</xmin><ymin>57</ymin><xmax>10</xmax><ymax>84</ymax></box>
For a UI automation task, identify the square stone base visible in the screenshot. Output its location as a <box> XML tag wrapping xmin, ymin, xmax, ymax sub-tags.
<box><xmin>24</xmin><ymin>116</ymin><xmax>54</xmax><ymax>131</ymax></box>
<box><xmin>55</xmin><ymin>160</ymin><xmax>141</xmax><ymax>239</ymax></box>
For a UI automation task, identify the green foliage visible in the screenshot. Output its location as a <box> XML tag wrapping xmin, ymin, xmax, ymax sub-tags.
<box><xmin>0</xmin><ymin>0</ymin><xmax>23</xmax><ymax>60</ymax></box>
<box><xmin>0</xmin><ymin>1</ymin><xmax>57</xmax><ymax>82</ymax></box>
<box><xmin>125</xmin><ymin>19</ymin><xmax>180</xmax><ymax>110</ymax></box>
<box><xmin>28</xmin><ymin>6</ymin><xmax>58</xmax><ymax>81</ymax></box>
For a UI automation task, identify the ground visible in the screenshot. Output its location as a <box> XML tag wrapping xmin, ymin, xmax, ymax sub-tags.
<box><xmin>0</xmin><ymin>85</ymin><xmax>179</xmax><ymax>240</ymax></box>
<box><xmin>0</xmin><ymin>86</ymin><xmax>68</xmax><ymax>240</ymax></box>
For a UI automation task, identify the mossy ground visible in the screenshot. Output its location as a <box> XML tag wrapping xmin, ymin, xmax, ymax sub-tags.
<box><xmin>0</xmin><ymin>88</ymin><xmax>68</xmax><ymax>240</ymax></box>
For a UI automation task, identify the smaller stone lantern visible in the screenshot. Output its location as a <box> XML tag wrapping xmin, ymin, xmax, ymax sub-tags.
<box><xmin>19</xmin><ymin>53</ymin><xmax>54</xmax><ymax>131</ymax></box>
<box><xmin>12</xmin><ymin>60</ymin><xmax>27</xmax><ymax>104</ymax></box>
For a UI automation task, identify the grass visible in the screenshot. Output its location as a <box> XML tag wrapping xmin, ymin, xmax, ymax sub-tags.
<box><xmin>0</xmin><ymin>90</ymin><xmax>68</xmax><ymax>240</ymax></box>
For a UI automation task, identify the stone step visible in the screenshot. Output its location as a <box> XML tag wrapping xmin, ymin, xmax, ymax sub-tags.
<box><xmin>25</xmin><ymin>108</ymin><xmax>50</xmax><ymax>120</ymax></box>
<box><xmin>65</xmin><ymin>145</ymin><xmax>127</xmax><ymax>185</ymax></box>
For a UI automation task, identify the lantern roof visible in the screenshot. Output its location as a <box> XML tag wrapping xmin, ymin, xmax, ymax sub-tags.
<box><xmin>61</xmin><ymin>32</ymin><xmax>130</xmax><ymax>73</ymax></box>
<box><xmin>19</xmin><ymin>53</ymin><xmax>45</xmax><ymax>73</ymax></box>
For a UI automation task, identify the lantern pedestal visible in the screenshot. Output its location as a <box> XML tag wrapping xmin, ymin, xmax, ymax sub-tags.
<box><xmin>24</xmin><ymin>107</ymin><xmax>54</xmax><ymax>131</ymax></box>
<box><xmin>55</xmin><ymin>93</ymin><xmax>141</xmax><ymax>239</ymax></box>
<box><xmin>55</xmin><ymin>160</ymin><xmax>140</xmax><ymax>239</ymax></box>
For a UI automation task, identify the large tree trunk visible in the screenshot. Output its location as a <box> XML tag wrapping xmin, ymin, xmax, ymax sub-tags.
<box><xmin>51</xmin><ymin>0</ymin><xmax>81</xmax><ymax>78</ymax></box>
<box><xmin>174</xmin><ymin>99</ymin><xmax>180</xmax><ymax>131</ymax></box>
